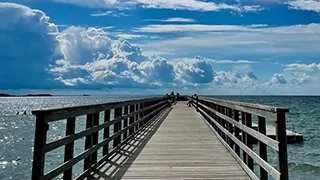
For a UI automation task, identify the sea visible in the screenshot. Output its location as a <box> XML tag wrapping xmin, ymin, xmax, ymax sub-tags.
<box><xmin>0</xmin><ymin>96</ymin><xmax>319</xmax><ymax>180</ymax></box>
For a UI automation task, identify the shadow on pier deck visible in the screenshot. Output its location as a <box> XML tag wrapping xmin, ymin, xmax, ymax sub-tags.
<box><xmin>31</xmin><ymin>95</ymin><xmax>293</xmax><ymax>180</ymax></box>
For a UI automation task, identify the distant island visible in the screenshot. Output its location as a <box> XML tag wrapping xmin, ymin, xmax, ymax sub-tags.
<box><xmin>0</xmin><ymin>93</ymin><xmax>53</xmax><ymax>97</ymax></box>
<box><xmin>0</xmin><ymin>93</ymin><xmax>13</xmax><ymax>97</ymax></box>
<box><xmin>23</xmin><ymin>94</ymin><xmax>53</xmax><ymax>97</ymax></box>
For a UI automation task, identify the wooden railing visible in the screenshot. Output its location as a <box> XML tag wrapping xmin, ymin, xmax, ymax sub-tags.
<box><xmin>191</xmin><ymin>96</ymin><xmax>289</xmax><ymax>180</ymax></box>
<box><xmin>31</xmin><ymin>96</ymin><xmax>171</xmax><ymax>180</ymax></box>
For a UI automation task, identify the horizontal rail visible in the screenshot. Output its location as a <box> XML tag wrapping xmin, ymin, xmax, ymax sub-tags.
<box><xmin>190</xmin><ymin>95</ymin><xmax>289</xmax><ymax>180</ymax></box>
<box><xmin>201</xmin><ymin>97</ymin><xmax>288</xmax><ymax>120</ymax></box>
<box><xmin>43</xmin><ymin>100</ymin><xmax>168</xmax><ymax>153</ymax></box>
<box><xmin>32</xmin><ymin>96</ymin><xmax>172</xmax><ymax>180</ymax></box>
<box><xmin>197</xmin><ymin>101</ymin><xmax>279</xmax><ymax>151</ymax></box>
<box><xmin>32</xmin><ymin>96</ymin><xmax>167</xmax><ymax>122</ymax></box>
<box><xmin>198</xmin><ymin>107</ymin><xmax>280</xmax><ymax>179</ymax></box>
<box><xmin>39</xmin><ymin>102</ymin><xmax>168</xmax><ymax>180</ymax></box>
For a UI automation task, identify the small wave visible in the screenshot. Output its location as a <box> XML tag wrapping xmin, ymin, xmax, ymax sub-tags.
<box><xmin>289</xmin><ymin>162</ymin><xmax>320</xmax><ymax>176</ymax></box>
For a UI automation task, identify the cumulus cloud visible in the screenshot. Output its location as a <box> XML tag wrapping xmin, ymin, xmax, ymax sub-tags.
<box><xmin>173</xmin><ymin>60</ymin><xmax>215</xmax><ymax>84</ymax></box>
<box><xmin>0</xmin><ymin>2</ymin><xmax>61</xmax><ymax>89</ymax></box>
<box><xmin>285</xmin><ymin>63</ymin><xmax>320</xmax><ymax>72</ymax></box>
<box><xmin>285</xmin><ymin>0</ymin><xmax>320</xmax><ymax>12</ymax></box>
<box><xmin>214</xmin><ymin>71</ymin><xmax>258</xmax><ymax>85</ymax></box>
<box><xmin>271</xmin><ymin>73</ymin><xmax>288</xmax><ymax>84</ymax></box>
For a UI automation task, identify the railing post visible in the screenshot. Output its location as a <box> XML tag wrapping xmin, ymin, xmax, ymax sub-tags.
<box><xmin>84</xmin><ymin>113</ymin><xmax>94</xmax><ymax>170</ymax></box>
<box><xmin>123</xmin><ymin>106</ymin><xmax>129</xmax><ymax>140</ymax></box>
<box><xmin>135</xmin><ymin>104</ymin><xmax>139</xmax><ymax>132</ymax></box>
<box><xmin>113</xmin><ymin>107</ymin><xmax>122</xmax><ymax>148</ymax></box>
<box><xmin>245</xmin><ymin>113</ymin><xmax>254</xmax><ymax>170</ymax></box>
<box><xmin>63</xmin><ymin>117</ymin><xmax>75</xmax><ymax>180</ymax></box>
<box><xmin>196</xmin><ymin>95</ymin><xmax>199</xmax><ymax>112</ymax></box>
<box><xmin>91</xmin><ymin>113</ymin><xmax>99</xmax><ymax>164</ymax></box>
<box><xmin>241</xmin><ymin>112</ymin><xmax>248</xmax><ymax>164</ymax></box>
<box><xmin>258</xmin><ymin>116</ymin><xmax>268</xmax><ymax>180</ymax></box>
<box><xmin>32</xmin><ymin>114</ymin><xmax>48</xmax><ymax>180</ymax></box>
<box><xmin>103</xmin><ymin>110</ymin><xmax>110</xmax><ymax>156</ymax></box>
<box><xmin>276</xmin><ymin>109</ymin><xmax>289</xmax><ymax>180</ymax></box>
<box><xmin>234</xmin><ymin>110</ymin><xmax>241</xmax><ymax>156</ymax></box>
<box><xmin>129</xmin><ymin>105</ymin><xmax>135</xmax><ymax>135</ymax></box>
<box><xmin>227</xmin><ymin>108</ymin><xmax>234</xmax><ymax>149</ymax></box>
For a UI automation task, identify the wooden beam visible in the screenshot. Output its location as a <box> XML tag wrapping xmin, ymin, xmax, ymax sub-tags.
<box><xmin>63</xmin><ymin>117</ymin><xmax>75</xmax><ymax>180</ymax></box>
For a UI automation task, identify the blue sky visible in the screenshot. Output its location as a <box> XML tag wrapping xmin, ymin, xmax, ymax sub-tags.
<box><xmin>0</xmin><ymin>0</ymin><xmax>320</xmax><ymax>95</ymax></box>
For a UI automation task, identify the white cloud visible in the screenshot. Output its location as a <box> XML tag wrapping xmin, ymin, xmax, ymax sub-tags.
<box><xmin>173</xmin><ymin>60</ymin><xmax>215</xmax><ymax>83</ymax></box>
<box><xmin>90</xmin><ymin>10</ymin><xmax>131</xmax><ymax>17</ymax></box>
<box><xmin>0</xmin><ymin>2</ymin><xmax>61</xmax><ymax>89</ymax></box>
<box><xmin>285</xmin><ymin>0</ymin><xmax>320</xmax><ymax>12</ymax></box>
<box><xmin>41</xmin><ymin>0</ymin><xmax>264</xmax><ymax>12</ymax></box>
<box><xmin>114</xmin><ymin>33</ymin><xmax>145</xmax><ymax>39</ymax></box>
<box><xmin>271</xmin><ymin>73</ymin><xmax>288</xmax><ymax>84</ymax></box>
<box><xmin>285</xmin><ymin>63</ymin><xmax>320</xmax><ymax>71</ymax></box>
<box><xmin>136</xmin><ymin>24</ymin><xmax>254</xmax><ymax>33</ymax></box>
<box><xmin>139</xmin><ymin>23</ymin><xmax>320</xmax><ymax>56</ymax></box>
<box><xmin>144</xmin><ymin>17</ymin><xmax>196</xmax><ymax>22</ymax></box>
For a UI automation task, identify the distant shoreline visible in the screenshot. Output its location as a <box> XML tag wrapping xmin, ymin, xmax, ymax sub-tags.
<box><xmin>0</xmin><ymin>93</ymin><xmax>53</xmax><ymax>97</ymax></box>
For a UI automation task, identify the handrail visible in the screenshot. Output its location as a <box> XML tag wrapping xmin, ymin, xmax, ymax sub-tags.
<box><xmin>190</xmin><ymin>95</ymin><xmax>289</xmax><ymax>180</ymax></box>
<box><xmin>31</xmin><ymin>96</ymin><xmax>172</xmax><ymax>180</ymax></box>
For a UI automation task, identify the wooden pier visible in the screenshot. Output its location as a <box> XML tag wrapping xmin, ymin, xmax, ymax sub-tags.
<box><xmin>31</xmin><ymin>95</ymin><xmax>293</xmax><ymax>180</ymax></box>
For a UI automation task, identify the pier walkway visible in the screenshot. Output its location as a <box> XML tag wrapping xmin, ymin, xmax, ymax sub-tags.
<box><xmin>88</xmin><ymin>101</ymin><xmax>250</xmax><ymax>179</ymax></box>
<box><xmin>31</xmin><ymin>95</ymin><xmax>292</xmax><ymax>180</ymax></box>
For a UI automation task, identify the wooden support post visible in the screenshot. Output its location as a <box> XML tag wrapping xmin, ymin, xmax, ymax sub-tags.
<box><xmin>234</xmin><ymin>110</ymin><xmax>241</xmax><ymax>156</ymax></box>
<box><xmin>84</xmin><ymin>114</ymin><xmax>94</xmax><ymax>170</ymax></box>
<box><xmin>227</xmin><ymin>108</ymin><xmax>234</xmax><ymax>149</ymax></box>
<box><xmin>241</xmin><ymin>112</ymin><xmax>248</xmax><ymax>164</ymax></box>
<box><xmin>103</xmin><ymin>110</ymin><xmax>110</xmax><ymax>156</ymax></box>
<box><xmin>135</xmin><ymin>104</ymin><xmax>139</xmax><ymax>132</ymax></box>
<box><xmin>221</xmin><ymin>106</ymin><xmax>226</xmax><ymax>141</ymax></box>
<box><xmin>258</xmin><ymin>116</ymin><xmax>268</xmax><ymax>180</ymax></box>
<box><xmin>245</xmin><ymin>113</ymin><xmax>254</xmax><ymax>171</ymax></box>
<box><xmin>276</xmin><ymin>109</ymin><xmax>289</xmax><ymax>180</ymax></box>
<box><xmin>123</xmin><ymin>106</ymin><xmax>129</xmax><ymax>140</ymax></box>
<box><xmin>32</xmin><ymin>114</ymin><xmax>48</xmax><ymax>180</ymax></box>
<box><xmin>129</xmin><ymin>105</ymin><xmax>135</xmax><ymax>135</ymax></box>
<box><xmin>113</xmin><ymin>107</ymin><xmax>122</xmax><ymax>148</ymax></box>
<box><xmin>91</xmin><ymin>113</ymin><xmax>99</xmax><ymax>164</ymax></box>
<box><xmin>63</xmin><ymin>117</ymin><xmax>76</xmax><ymax>180</ymax></box>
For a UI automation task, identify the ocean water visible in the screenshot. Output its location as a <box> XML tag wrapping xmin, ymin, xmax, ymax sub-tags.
<box><xmin>0</xmin><ymin>96</ymin><xmax>319</xmax><ymax>180</ymax></box>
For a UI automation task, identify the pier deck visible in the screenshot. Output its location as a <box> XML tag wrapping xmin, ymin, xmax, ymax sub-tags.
<box><xmin>88</xmin><ymin>101</ymin><xmax>250</xmax><ymax>179</ymax></box>
<box><xmin>31</xmin><ymin>95</ymin><xmax>291</xmax><ymax>180</ymax></box>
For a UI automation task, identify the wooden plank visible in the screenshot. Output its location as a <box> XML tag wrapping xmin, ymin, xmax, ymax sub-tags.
<box><xmin>89</xmin><ymin>102</ymin><xmax>250</xmax><ymax>180</ymax></box>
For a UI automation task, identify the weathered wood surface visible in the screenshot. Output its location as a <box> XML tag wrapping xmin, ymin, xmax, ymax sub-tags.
<box><xmin>87</xmin><ymin>101</ymin><xmax>250</xmax><ymax>179</ymax></box>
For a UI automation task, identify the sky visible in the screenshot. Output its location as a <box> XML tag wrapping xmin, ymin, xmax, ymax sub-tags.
<box><xmin>0</xmin><ymin>0</ymin><xmax>319</xmax><ymax>95</ymax></box>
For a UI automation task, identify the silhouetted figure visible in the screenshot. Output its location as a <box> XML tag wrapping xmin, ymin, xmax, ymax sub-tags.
<box><xmin>176</xmin><ymin>93</ymin><xmax>180</xmax><ymax>101</ymax></box>
<box><xmin>23</xmin><ymin>111</ymin><xmax>27</xmax><ymax>115</ymax></box>
<box><xmin>16</xmin><ymin>112</ymin><xmax>19</xmax><ymax>115</ymax></box>
<box><xmin>170</xmin><ymin>91</ymin><xmax>174</xmax><ymax>96</ymax></box>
